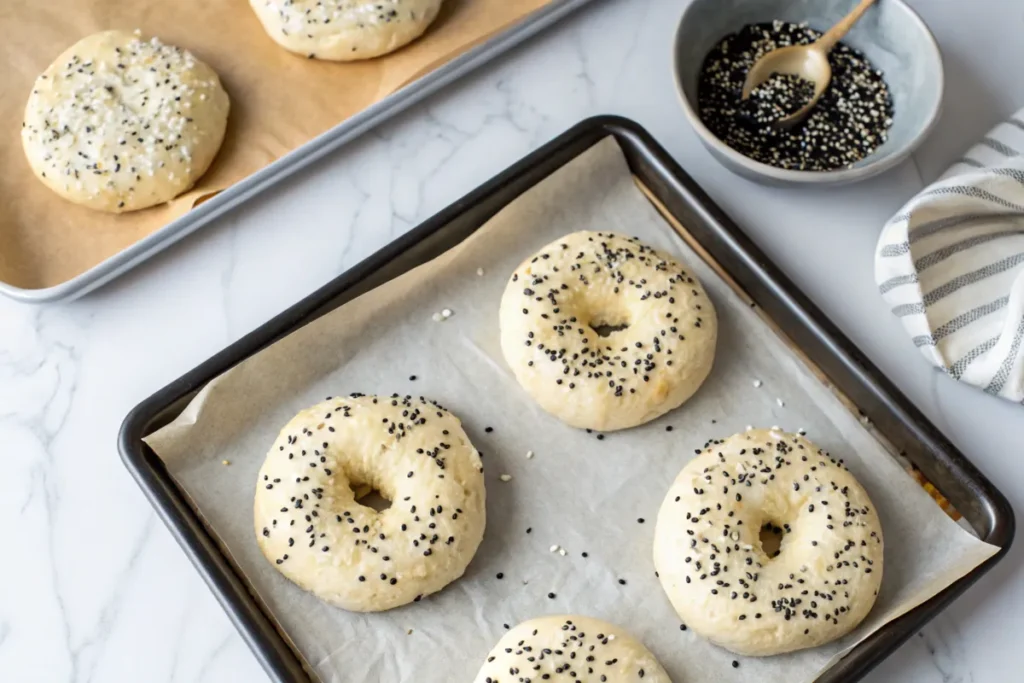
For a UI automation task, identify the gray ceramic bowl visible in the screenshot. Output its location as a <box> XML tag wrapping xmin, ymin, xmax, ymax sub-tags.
<box><xmin>674</xmin><ymin>0</ymin><xmax>943</xmax><ymax>186</ymax></box>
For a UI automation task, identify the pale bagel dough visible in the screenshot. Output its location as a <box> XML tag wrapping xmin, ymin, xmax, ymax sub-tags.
<box><xmin>22</xmin><ymin>30</ymin><xmax>229</xmax><ymax>213</ymax></box>
<box><xmin>499</xmin><ymin>231</ymin><xmax>717</xmax><ymax>432</ymax></box>
<box><xmin>474</xmin><ymin>615</ymin><xmax>674</xmax><ymax>683</ymax></box>
<box><xmin>249</xmin><ymin>0</ymin><xmax>444</xmax><ymax>61</ymax></box>
<box><xmin>653</xmin><ymin>429</ymin><xmax>884</xmax><ymax>656</ymax></box>
<box><xmin>254</xmin><ymin>394</ymin><xmax>486</xmax><ymax>612</ymax></box>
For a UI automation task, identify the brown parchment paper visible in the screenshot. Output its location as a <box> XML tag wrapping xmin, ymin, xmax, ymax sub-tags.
<box><xmin>0</xmin><ymin>0</ymin><xmax>551</xmax><ymax>290</ymax></box>
<box><xmin>144</xmin><ymin>138</ymin><xmax>1000</xmax><ymax>683</ymax></box>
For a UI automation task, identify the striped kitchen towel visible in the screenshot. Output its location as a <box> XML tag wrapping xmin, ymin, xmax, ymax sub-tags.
<box><xmin>875</xmin><ymin>110</ymin><xmax>1024</xmax><ymax>403</ymax></box>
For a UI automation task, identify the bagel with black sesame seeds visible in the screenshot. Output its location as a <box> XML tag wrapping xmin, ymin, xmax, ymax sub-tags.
<box><xmin>499</xmin><ymin>231</ymin><xmax>717</xmax><ymax>432</ymax></box>
<box><xmin>653</xmin><ymin>428</ymin><xmax>884</xmax><ymax>656</ymax></box>
<box><xmin>249</xmin><ymin>0</ymin><xmax>444</xmax><ymax>61</ymax></box>
<box><xmin>474</xmin><ymin>615</ymin><xmax>674</xmax><ymax>683</ymax></box>
<box><xmin>22</xmin><ymin>30</ymin><xmax>229</xmax><ymax>213</ymax></box>
<box><xmin>254</xmin><ymin>394</ymin><xmax>485</xmax><ymax>612</ymax></box>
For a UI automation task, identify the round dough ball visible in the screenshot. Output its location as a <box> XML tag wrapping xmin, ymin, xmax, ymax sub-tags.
<box><xmin>474</xmin><ymin>615</ymin><xmax>673</xmax><ymax>683</ymax></box>
<box><xmin>254</xmin><ymin>394</ymin><xmax>486</xmax><ymax>612</ymax></box>
<box><xmin>499</xmin><ymin>231</ymin><xmax>717</xmax><ymax>432</ymax></box>
<box><xmin>21</xmin><ymin>30</ymin><xmax>229</xmax><ymax>213</ymax></box>
<box><xmin>249</xmin><ymin>0</ymin><xmax>444</xmax><ymax>61</ymax></box>
<box><xmin>653</xmin><ymin>428</ymin><xmax>884</xmax><ymax>656</ymax></box>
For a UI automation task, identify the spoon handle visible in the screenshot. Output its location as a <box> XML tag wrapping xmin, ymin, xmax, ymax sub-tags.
<box><xmin>817</xmin><ymin>0</ymin><xmax>876</xmax><ymax>53</ymax></box>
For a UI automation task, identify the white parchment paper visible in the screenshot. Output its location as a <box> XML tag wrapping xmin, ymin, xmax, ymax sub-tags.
<box><xmin>146</xmin><ymin>138</ymin><xmax>1000</xmax><ymax>683</ymax></box>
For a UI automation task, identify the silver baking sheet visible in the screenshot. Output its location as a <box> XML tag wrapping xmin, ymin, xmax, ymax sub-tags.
<box><xmin>0</xmin><ymin>0</ymin><xmax>596</xmax><ymax>304</ymax></box>
<box><xmin>144</xmin><ymin>137</ymin><xmax>998</xmax><ymax>683</ymax></box>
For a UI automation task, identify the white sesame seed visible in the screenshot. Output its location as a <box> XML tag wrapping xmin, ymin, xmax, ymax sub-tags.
<box><xmin>752</xmin><ymin>379</ymin><xmax>762</xmax><ymax>388</ymax></box>
<box><xmin>776</xmin><ymin>398</ymin><xmax>785</xmax><ymax>407</ymax></box>
<box><xmin>499</xmin><ymin>474</ymin><xmax>512</xmax><ymax>482</ymax></box>
<box><xmin>525</xmin><ymin>450</ymin><xmax>534</xmax><ymax>459</ymax></box>
<box><xmin>441</xmin><ymin>308</ymin><xmax>453</xmax><ymax>318</ymax></box>
<box><xmin>431</xmin><ymin>312</ymin><xmax>443</xmax><ymax>322</ymax></box>
<box><xmin>476</xmin><ymin>268</ymin><xmax>485</xmax><ymax>276</ymax></box>
<box><xmin>549</xmin><ymin>544</ymin><xmax>560</xmax><ymax>553</ymax></box>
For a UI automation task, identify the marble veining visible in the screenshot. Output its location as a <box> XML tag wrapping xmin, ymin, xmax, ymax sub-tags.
<box><xmin>1</xmin><ymin>0</ymin><xmax>1022</xmax><ymax>681</ymax></box>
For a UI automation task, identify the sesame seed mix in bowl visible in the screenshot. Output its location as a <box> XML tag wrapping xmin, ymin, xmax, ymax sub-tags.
<box><xmin>698</xmin><ymin>21</ymin><xmax>893</xmax><ymax>171</ymax></box>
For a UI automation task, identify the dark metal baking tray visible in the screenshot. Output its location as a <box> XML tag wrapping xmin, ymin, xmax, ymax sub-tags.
<box><xmin>119</xmin><ymin>115</ymin><xmax>1015</xmax><ymax>683</ymax></box>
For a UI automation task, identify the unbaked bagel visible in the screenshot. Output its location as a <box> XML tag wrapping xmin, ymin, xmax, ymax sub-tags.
<box><xmin>254</xmin><ymin>394</ymin><xmax>485</xmax><ymax>612</ymax></box>
<box><xmin>499</xmin><ymin>231</ymin><xmax>717</xmax><ymax>432</ymax></box>
<box><xmin>22</xmin><ymin>30</ymin><xmax>229</xmax><ymax>213</ymax></box>
<box><xmin>249</xmin><ymin>0</ymin><xmax>443</xmax><ymax>61</ymax></box>
<box><xmin>653</xmin><ymin>428</ymin><xmax>884</xmax><ymax>656</ymax></box>
<box><xmin>474</xmin><ymin>615</ymin><xmax>673</xmax><ymax>683</ymax></box>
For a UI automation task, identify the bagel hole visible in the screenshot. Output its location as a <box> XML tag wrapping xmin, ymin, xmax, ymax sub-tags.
<box><xmin>759</xmin><ymin>522</ymin><xmax>786</xmax><ymax>559</ymax></box>
<box><xmin>590</xmin><ymin>320</ymin><xmax>629</xmax><ymax>338</ymax></box>
<box><xmin>351</xmin><ymin>482</ymin><xmax>392</xmax><ymax>512</ymax></box>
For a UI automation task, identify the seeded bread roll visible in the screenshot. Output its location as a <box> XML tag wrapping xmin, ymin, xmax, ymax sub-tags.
<box><xmin>653</xmin><ymin>428</ymin><xmax>884</xmax><ymax>656</ymax></box>
<box><xmin>499</xmin><ymin>231</ymin><xmax>718</xmax><ymax>432</ymax></box>
<box><xmin>254</xmin><ymin>394</ymin><xmax>486</xmax><ymax>612</ymax></box>
<box><xmin>21</xmin><ymin>30</ymin><xmax>229</xmax><ymax>213</ymax></box>
<box><xmin>249</xmin><ymin>0</ymin><xmax>444</xmax><ymax>61</ymax></box>
<box><xmin>474</xmin><ymin>615</ymin><xmax>674</xmax><ymax>683</ymax></box>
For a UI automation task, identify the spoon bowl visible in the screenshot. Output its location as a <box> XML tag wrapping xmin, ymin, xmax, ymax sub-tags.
<box><xmin>740</xmin><ymin>45</ymin><xmax>831</xmax><ymax>129</ymax></box>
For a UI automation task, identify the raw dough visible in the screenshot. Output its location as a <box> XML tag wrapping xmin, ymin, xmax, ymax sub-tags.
<box><xmin>499</xmin><ymin>231</ymin><xmax>718</xmax><ymax>432</ymax></box>
<box><xmin>254</xmin><ymin>394</ymin><xmax>486</xmax><ymax>612</ymax></box>
<box><xmin>249</xmin><ymin>0</ymin><xmax>444</xmax><ymax>61</ymax></box>
<box><xmin>474</xmin><ymin>615</ymin><xmax>673</xmax><ymax>682</ymax></box>
<box><xmin>653</xmin><ymin>428</ymin><xmax>884</xmax><ymax>656</ymax></box>
<box><xmin>21</xmin><ymin>30</ymin><xmax>229</xmax><ymax>213</ymax></box>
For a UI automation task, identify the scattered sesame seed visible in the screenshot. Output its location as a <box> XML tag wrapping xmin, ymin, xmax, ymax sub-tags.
<box><xmin>753</xmin><ymin>379</ymin><xmax>763</xmax><ymax>388</ymax></box>
<box><xmin>476</xmin><ymin>267</ymin><xmax>485</xmax><ymax>276</ymax></box>
<box><xmin>777</xmin><ymin>398</ymin><xmax>785</xmax><ymax>407</ymax></box>
<box><xmin>499</xmin><ymin>474</ymin><xmax>512</xmax><ymax>482</ymax></box>
<box><xmin>221</xmin><ymin>460</ymin><xmax>231</xmax><ymax>466</ymax></box>
<box><xmin>441</xmin><ymin>308</ymin><xmax>453</xmax><ymax>318</ymax></box>
<box><xmin>525</xmin><ymin>450</ymin><xmax>534</xmax><ymax>459</ymax></box>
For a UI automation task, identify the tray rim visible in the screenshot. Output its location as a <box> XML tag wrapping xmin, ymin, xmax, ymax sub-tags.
<box><xmin>118</xmin><ymin>115</ymin><xmax>1015</xmax><ymax>683</ymax></box>
<box><xmin>0</xmin><ymin>0</ymin><xmax>596</xmax><ymax>305</ymax></box>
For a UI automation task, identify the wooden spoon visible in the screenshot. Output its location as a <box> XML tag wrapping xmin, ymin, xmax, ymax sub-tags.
<box><xmin>741</xmin><ymin>0</ymin><xmax>877</xmax><ymax>128</ymax></box>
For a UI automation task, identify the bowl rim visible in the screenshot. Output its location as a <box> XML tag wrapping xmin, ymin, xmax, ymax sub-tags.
<box><xmin>672</xmin><ymin>0</ymin><xmax>945</xmax><ymax>184</ymax></box>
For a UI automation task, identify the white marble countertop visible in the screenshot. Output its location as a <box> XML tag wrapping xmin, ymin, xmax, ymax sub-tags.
<box><xmin>2</xmin><ymin>0</ymin><xmax>1022</xmax><ymax>680</ymax></box>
